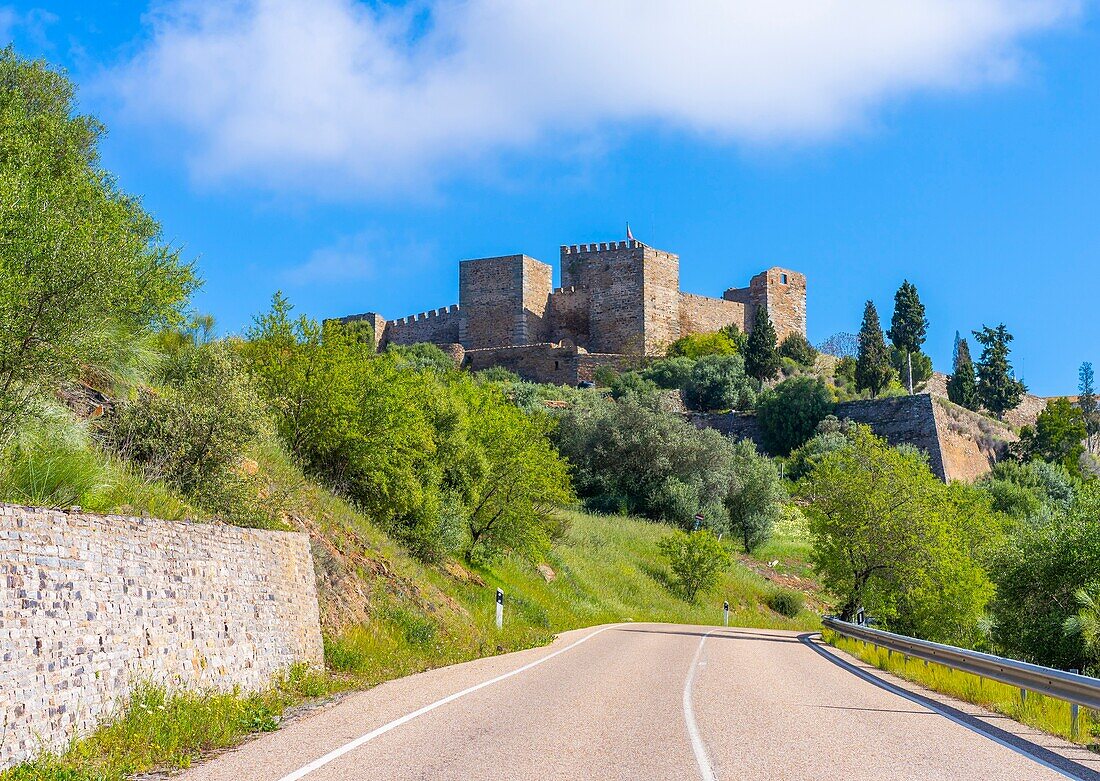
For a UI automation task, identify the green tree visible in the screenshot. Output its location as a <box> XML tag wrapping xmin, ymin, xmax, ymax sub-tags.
<box><xmin>756</xmin><ymin>376</ymin><xmax>834</xmax><ymax>456</ymax></box>
<box><xmin>682</xmin><ymin>354</ymin><xmax>756</xmax><ymax>412</ymax></box>
<box><xmin>947</xmin><ymin>337</ymin><xmax>979</xmax><ymax>411</ymax></box>
<box><xmin>640</xmin><ymin>357</ymin><xmax>695</xmax><ymax>390</ymax></box>
<box><xmin>386</xmin><ymin>342</ymin><xmax>455</xmax><ymax>372</ymax></box>
<box><xmin>1016</xmin><ymin>398</ymin><xmax>1086</xmax><ymax>474</ymax></box>
<box><xmin>973</xmin><ymin>324</ymin><xmax>1026</xmax><ymax>419</ymax></box>
<box><xmin>657</xmin><ymin>529</ymin><xmax>732</xmax><ymax>602</ymax></box>
<box><xmin>1079</xmin><ymin>362</ymin><xmax>1098</xmax><ymax>454</ymax></box>
<box><xmin>778</xmin><ymin>333</ymin><xmax>818</xmax><ymax>367</ymax></box>
<box><xmin>724</xmin><ymin>440</ymin><xmax>787</xmax><ymax>551</ymax></box>
<box><xmin>667</xmin><ymin>332</ymin><xmax>739</xmax><ymax>359</ymax></box>
<box><xmin>799</xmin><ymin>426</ymin><xmax>995</xmax><ymax>644</ymax></box>
<box><xmin>744</xmin><ymin>308</ymin><xmax>781</xmax><ymax>386</ymax></box>
<box><xmin>1063</xmin><ymin>588</ymin><xmax>1100</xmax><ymax>674</ymax></box>
<box><xmin>609</xmin><ymin>371</ymin><xmax>659</xmax><ymax>401</ymax></box>
<box><xmin>719</xmin><ymin>323</ymin><xmax>749</xmax><ymax>352</ymax></box>
<box><xmin>0</xmin><ymin>49</ymin><xmax>197</xmax><ymax>444</ymax></box>
<box><xmin>887</xmin><ymin>280</ymin><xmax>929</xmax><ymax>393</ymax></box>
<box><xmin>855</xmin><ymin>302</ymin><xmax>893</xmax><ymax>398</ymax></box>
<box><xmin>889</xmin><ymin>348</ymin><xmax>931</xmax><ymax>389</ymax></box>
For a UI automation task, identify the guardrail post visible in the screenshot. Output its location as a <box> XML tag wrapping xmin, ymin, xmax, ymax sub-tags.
<box><xmin>1071</xmin><ymin>669</ymin><xmax>1080</xmax><ymax>740</ymax></box>
<box><xmin>723</xmin><ymin>600</ymin><xmax>729</xmax><ymax>627</ymax></box>
<box><xmin>495</xmin><ymin>588</ymin><xmax>503</xmax><ymax>630</ymax></box>
<box><xmin>1020</xmin><ymin>688</ymin><xmax>1028</xmax><ymax>707</ymax></box>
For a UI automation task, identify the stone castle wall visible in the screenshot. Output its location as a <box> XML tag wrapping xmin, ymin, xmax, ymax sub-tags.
<box><xmin>560</xmin><ymin>242</ymin><xmax>651</xmax><ymax>354</ymax></box>
<box><xmin>0</xmin><ymin>506</ymin><xmax>323</xmax><ymax>770</ymax></box>
<box><xmin>383</xmin><ymin>305</ymin><xmax>461</xmax><ymax>347</ymax></box>
<box><xmin>464</xmin><ymin>344</ymin><xmax>630</xmax><ymax>385</ymax></box>
<box><xmin>679</xmin><ymin>293</ymin><xmax>747</xmax><ymax>337</ymax></box>
<box><xmin>459</xmin><ymin>255</ymin><xmax>552</xmax><ymax>349</ymax></box>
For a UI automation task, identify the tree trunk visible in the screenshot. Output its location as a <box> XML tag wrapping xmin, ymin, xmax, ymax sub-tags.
<box><xmin>907</xmin><ymin>349</ymin><xmax>913</xmax><ymax>394</ymax></box>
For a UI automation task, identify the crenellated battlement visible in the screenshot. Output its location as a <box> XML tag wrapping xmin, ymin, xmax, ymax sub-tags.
<box><xmin>388</xmin><ymin>304</ymin><xmax>461</xmax><ymax>327</ymax></box>
<box><xmin>552</xmin><ymin>286</ymin><xmax>578</xmax><ymax>295</ymax></box>
<box><xmin>561</xmin><ymin>240</ymin><xmax>645</xmax><ymax>254</ymax></box>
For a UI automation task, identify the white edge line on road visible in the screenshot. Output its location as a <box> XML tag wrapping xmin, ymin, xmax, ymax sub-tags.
<box><xmin>804</xmin><ymin>635</ymin><xmax>1085</xmax><ymax>781</ymax></box>
<box><xmin>275</xmin><ymin>623</ymin><xmax>622</xmax><ymax>781</ymax></box>
<box><xmin>683</xmin><ymin>629</ymin><xmax>719</xmax><ymax>781</ymax></box>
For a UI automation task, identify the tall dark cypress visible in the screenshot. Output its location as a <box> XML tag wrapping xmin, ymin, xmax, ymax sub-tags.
<box><xmin>947</xmin><ymin>337</ymin><xmax>979</xmax><ymax>411</ymax></box>
<box><xmin>887</xmin><ymin>280</ymin><xmax>929</xmax><ymax>394</ymax></box>
<box><xmin>855</xmin><ymin>301</ymin><xmax>893</xmax><ymax>398</ymax></box>
<box><xmin>744</xmin><ymin>307</ymin><xmax>780</xmax><ymax>385</ymax></box>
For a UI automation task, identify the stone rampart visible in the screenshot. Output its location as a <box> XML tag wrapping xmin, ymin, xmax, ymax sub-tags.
<box><xmin>0</xmin><ymin>506</ymin><xmax>323</xmax><ymax>770</ymax></box>
<box><xmin>383</xmin><ymin>305</ymin><xmax>462</xmax><ymax>347</ymax></box>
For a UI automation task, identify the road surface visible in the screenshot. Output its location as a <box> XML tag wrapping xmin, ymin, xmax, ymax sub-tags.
<box><xmin>178</xmin><ymin>624</ymin><xmax>1100</xmax><ymax>780</ymax></box>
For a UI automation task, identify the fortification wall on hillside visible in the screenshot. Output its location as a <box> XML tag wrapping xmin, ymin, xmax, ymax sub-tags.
<box><xmin>0</xmin><ymin>506</ymin><xmax>322</xmax><ymax>770</ymax></box>
<box><xmin>464</xmin><ymin>343</ymin><xmax>631</xmax><ymax>385</ymax></box>
<box><xmin>383</xmin><ymin>305</ymin><xmax>462</xmax><ymax>347</ymax></box>
<box><xmin>678</xmin><ymin>293</ymin><xmax>746</xmax><ymax>338</ymax></box>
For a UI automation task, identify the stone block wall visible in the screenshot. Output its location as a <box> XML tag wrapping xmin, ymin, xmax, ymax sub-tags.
<box><xmin>547</xmin><ymin>287</ymin><xmax>590</xmax><ymax>347</ymax></box>
<box><xmin>724</xmin><ymin>266</ymin><xmax>807</xmax><ymax>342</ymax></box>
<box><xmin>459</xmin><ymin>255</ymin><xmax>552</xmax><ymax>349</ymax></box>
<box><xmin>678</xmin><ymin>293</ymin><xmax>747</xmax><ymax>337</ymax></box>
<box><xmin>0</xmin><ymin>506</ymin><xmax>323</xmax><ymax>770</ymax></box>
<box><xmin>464</xmin><ymin>343</ymin><xmax>632</xmax><ymax>385</ymax></box>
<box><xmin>383</xmin><ymin>305</ymin><xmax>461</xmax><ymax>347</ymax></box>
<box><xmin>560</xmin><ymin>242</ymin><xmax>650</xmax><ymax>355</ymax></box>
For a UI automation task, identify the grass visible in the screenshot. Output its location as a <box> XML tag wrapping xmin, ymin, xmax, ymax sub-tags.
<box><xmin>825</xmin><ymin>631</ymin><xmax>1098</xmax><ymax>747</ymax></box>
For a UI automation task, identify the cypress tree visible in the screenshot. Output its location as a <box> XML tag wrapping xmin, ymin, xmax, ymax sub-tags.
<box><xmin>947</xmin><ymin>337</ymin><xmax>979</xmax><ymax>411</ymax></box>
<box><xmin>855</xmin><ymin>301</ymin><xmax>893</xmax><ymax>398</ymax></box>
<box><xmin>973</xmin><ymin>324</ymin><xmax>1026</xmax><ymax>419</ymax></box>
<box><xmin>744</xmin><ymin>306</ymin><xmax>780</xmax><ymax>385</ymax></box>
<box><xmin>887</xmin><ymin>280</ymin><xmax>929</xmax><ymax>394</ymax></box>
<box><xmin>1079</xmin><ymin>361</ymin><xmax>1098</xmax><ymax>454</ymax></box>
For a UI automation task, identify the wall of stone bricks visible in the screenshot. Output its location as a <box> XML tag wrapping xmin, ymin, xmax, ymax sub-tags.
<box><xmin>0</xmin><ymin>506</ymin><xmax>323</xmax><ymax>770</ymax></box>
<box><xmin>560</xmin><ymin>243</ymin><xmax>650</xmax><ymax>354</ymax></box>
<box><xmin>547</xmin><ymin>287</ymin><xmax>590</xmax><ymax>347</ymax></box>
<box><xmin>459</xmin><ymin>255</ymin><xmax>552</xmax><ymax>349</ymax></box>
<box><xmin>464</xmin><ymin>344</ymin><xmax>632</xmax><ymax>385</ymax></box>
<box><xmin>678</xmin><ymin>293</ymin><xmax>747</xmax><ymax>337</ymax></box>
<box><xmin>383</xmin><ymin>306</ymin><xmax>462</xmax><ymax>347</ymax></box>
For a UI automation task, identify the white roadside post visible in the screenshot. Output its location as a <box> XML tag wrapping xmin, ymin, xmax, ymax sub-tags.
<box><xmin>495</xmin><ymin>588</ymin><xmax>504</xmax><ymax>630</ymax></box>
<box><xmin>723</xmin><ymin>601</ymin><xmax>729</xmax><ymax>627</ymax></box>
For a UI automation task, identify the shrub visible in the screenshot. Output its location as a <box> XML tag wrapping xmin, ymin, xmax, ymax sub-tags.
<box><xmin>683</xmin><ymin>354</ymin><xmax>756</xmax><ymax>412</ymax></box>
<box><xmin>667</xmin><ymin>331</ymin><xmax>739</xmax><ymax>359</ymax></box>
<box><xmin>724</xmin><ymin>440</ymin><xmax>786</xmax><ymax>552</ymax></box>
<box><xmin>477</xmin><ymin>366</ymin><xmax>521</xmax><ymax>384</ymax></box>
<box><xmin>387</xmin><ymin>342</ymin><xmax>456</xmax><ymax>372</ymax></box>
<box><xmin>609</xmin><ymin>371</ymin><xmax>659</xmax><ymax>401</ymax></box>
<box><xmin>641</xmin><ymin>357</ymin><xmax>695</xmax><ymax>390</ymax></box>
<box><xmin>779</xmin><ymin>334</ymin><xmax>818</xmax><ymax>367</ymax></box>
<box><xmin>767</xmin><ymin>589</ymin><xmax>805</xmax><ymax>617</ymax></box>
<box><xmin>657</xmin><ymin>529</ymin><xmax>732</xmax><ymax>602</ymax></box>
<box><xmin>756</xmin><ymin>376</ymin><xmax>834</xmax><ymax>456</ymax></box>
<box><xmin>889</xmin><ymin>348</ymin><xmax>932</xmax><ymax>388</ymax></box>
<box><xmin>786</xmin><ymin>416</ymin><xmax>859</xmax><ymax>480</ymax></box>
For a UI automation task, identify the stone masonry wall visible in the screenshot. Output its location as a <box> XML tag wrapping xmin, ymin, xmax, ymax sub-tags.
<box><xmin>560</xmin><ymin>242</ymin><xmax>649</xmax><ymax>355</ymax></box>
<box><xmin>678</xmin><ymin>293</ymin><xmax>746</xmax><ymax>337</ymax></box>
<box><xmin>464</xmin><ymin>344</ymin><xmax>631</xmax><ymax>385</ymax></box>
<box><xmin>641</xmin><ymin>246</ymin><xmax>682</xmax><ymax>354</ymax></box>
<box><xmin>382</xmin><ymin>305</ymin><xmax>461</xmax><ymax>347</ymax></box>
<box><xmin>459</xmin><ymin>255</ymin><xmax>552</xmax><ymax>349</ymax></box>
<box><xmin>0</xmin><ymin>506</ymin><xmax>323</xmax><ymax>770</ymax></box>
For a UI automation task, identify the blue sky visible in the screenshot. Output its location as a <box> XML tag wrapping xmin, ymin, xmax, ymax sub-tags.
<box><xmin>4</xmin><ymin>1</ymin><xmax>1099</xmax><ymax>394</ymax></box>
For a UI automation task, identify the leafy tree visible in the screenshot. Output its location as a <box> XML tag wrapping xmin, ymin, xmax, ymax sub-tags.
<box><xmin>387</xmin><ymin>342</ymin><xmax>456</xmax><ymax>372</ymax></box>
<box><xmin>640</xmin><ymin>357</ymin><xmax>695</xmax><ymax>390</ymax></box>
<box><xmin>947</xmin><ymin>337</ymin><xmax>979</xmax><ymax>411</ymax></box>
<box><xmin>744</xmin><ymin>308</ymin><xmax>780</xmax><ymax>385</ymax></box>
<box><xmin>0</xmin><ymin>49</ymin><xmax>197</xmax><ymax>444</ymax></box>
<box><xmin>1016</xmin><ymin>398</ymin><xmax>1086</xmax><ymax>474</ymax></box>
<box><xmin>799</xmin><ymin>426</ymin><xmax>995</xmax><ymax>645</ymax></box>
<box><xmin>887</xmin><ymin>280</ymin><xmax>929</xmax><ymax>393</ymax></box>
<box><xmin>855</xmin><ymin>302</ymin><xmax>893</xmax><ymax>398</ymax></box>
<box><xmin>724</xmin><ymin>440</ymin><xmax>786</xmax><ymax>551</ymax></box>
<box><xmin>889</xmin><ymin>348</ymin><xmax>931</xmax><ymax>389</ymax></box>
<box><xmin>1080</xmin><ymin>362</ymin><xmax>1098</xmax><ymax>454</ymax></box>
<box><xmin>979</xmin><ymin>459</ymin><xmax>1076</xmax><ymax>518</ymax></box>
<box><xmin>756</xmin><ymin>376</ymin><xmax>834</xmax><ymax>456</ymax></box>
<box><xmin>1063</xmin><ymin>588</ymin><xmax>1100</xmax><ymax>675</ymax></box>
<box><xmin>819</xmin><ymin>332</ymin><xmax>859</xmax><ymax>359</ymax></box>
<box><xmin>657</xmin><ymin>529</ymin><xmax>732</xmax><ymax>602</ymax></box>
<box><xmin>477</xmin><ymin>365</ymin><xmax>521</xmax><ymax>384</ymax></box>
<box><xmin>787</xmin><ymin>416</ymin><xmax>860</xmax><ymax>480</ymax></box>
<box><xmin>609</xmin><ymin>371</ymin><xmax>659</xmax><ymax>401</ymax></box>
<box><xmin>667</xmin><ymin>331</ymin><xmax>738</xmax><ymax>359</ymax></box>
<box><xmin>778</xmin><ymin>333</ymin><xmax>818</xmax><ymax>367</ymax></box>
<box><xmin>973</xmin><ymin>324</ymin><xmax>1026</xmax><ymax>419</ymax></box>
<box><xmin>682</xmin><ymin>354</ymin><xmax>756</xmax><ymax>412</ymax></box>
<box><xmin>718</xmin><ymin>323</ymin><xmax>749</xmax><ymax>352</ymax></box>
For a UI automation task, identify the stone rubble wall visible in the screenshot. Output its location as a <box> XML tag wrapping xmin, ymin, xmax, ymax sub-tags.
<box><xmin>0</xmin><ymin>506</ymin><xmax>323</xmax><ymax>770</ymax></box>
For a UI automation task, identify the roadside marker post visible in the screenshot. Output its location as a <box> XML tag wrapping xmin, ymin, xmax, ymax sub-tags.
<box><xmin>693</xmin><ymin>513</ymin><xmax>704</xmax><ymax>531</ymax></box>
<box><xmin>723</xmin><ymin>601</ymin><xmax>729</xmax><ymax>627</ymax></box>
<box><xmin>495</xmin><ymin>588</ymin><xmax>504</xmax><ymax>630</ymax></box>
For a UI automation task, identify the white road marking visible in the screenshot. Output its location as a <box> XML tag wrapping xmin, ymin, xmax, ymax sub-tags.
<box><xmin>275</xmin><ymin>624</ymin><xmax>622</xmax><ymax>781</ymax></box>
<box><xmin>683</xmin><ymin>629</ymin><xmax>720</xmax><ymax>781</ymax></box>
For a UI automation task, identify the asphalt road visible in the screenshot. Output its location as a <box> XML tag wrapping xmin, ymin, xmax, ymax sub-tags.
<box><xmin>177</xmin><ymin>624</ymin><xmax>1100</xmax><ymax>781</ymax></box>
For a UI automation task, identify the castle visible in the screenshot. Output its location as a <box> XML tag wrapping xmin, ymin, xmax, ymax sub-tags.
<box><xmin>341</xmin><ymin>238</ymin><xmax>806</xmax><ymax>385</ymax></box>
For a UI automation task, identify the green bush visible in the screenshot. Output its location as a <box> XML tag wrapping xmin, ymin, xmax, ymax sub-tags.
<box><xmin>757</xmin><ymin>376</ymin><xmax>834</xmax><ymax>456</ymax></box>
<box><xmin>657</xmin><ymin>529</ymin><xmax>732</xmax><ymax>602</ymax></box>
<box><xmin>767</xmin><ymin>589</ymin><xmax>805</xmax><ymax>617</ymax></box>
<box><xmin>477</xmin><ymin>366</ymin><xmax>521</xmax><ymax>383</ymax></box>
<box><xmin>779</xmin><ymin>333</ymin><xmax>818</xmax><ymax>367</ymax></box>
<box><xmin>640</xmin><ymin>357</ymin><xmax>695</xmax><ymax>390</ymax></box>
<box><xmin>667</xmin><ymin>332</ymin><xmax>739</xmax><ymax>359</ymax></box>
<box><xmin>683</xmin><ymin>354</ymin><xmax>756</xmax><ymax>412</ymax></box>
<box><xmin>609</xmin><ymin>371</ymin><xmax>659</xmax><ymax>401</ymax></box>
<box><xmin>724</xmin><ymin>440</ymin><xmax>786</xmax><ymax>551</ymax></box>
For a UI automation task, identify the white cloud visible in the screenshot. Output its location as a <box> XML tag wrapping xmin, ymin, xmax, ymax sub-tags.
<box><xmin>280</xmin><ymin>229</ymin><xmax>436</xmax><ymax>285</ymax></box>
<box><xmin>110</xmin><ymin>0</ymin><xmax>1081</xmax><ymax>195</ymax></box>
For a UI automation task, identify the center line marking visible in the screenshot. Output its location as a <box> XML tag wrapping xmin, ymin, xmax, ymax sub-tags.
<box><xmin>683</xmin><ymin>628</ymin><xmax>720</xmax><ymax>781</ymax></box>
<box><xmin>275</xmin><ymin>623</ymin><xmax>621</xmax><ymax>781</ymax></box>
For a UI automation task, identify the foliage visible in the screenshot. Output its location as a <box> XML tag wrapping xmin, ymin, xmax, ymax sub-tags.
<box><xmin>1079</xmin><ymin>362</ymin><xmax>1098</xmax><ymax>454</ymax></box>
<box><xmin>744</xmin><ymin>307</ymin><xmax>781</xmax><ymax>385</ymax></box>
<box><xmin>887</xmin><ymin>280</ymin><xmax>929</xmax><ymax>393</ymax></box>
<box><xmin>973</xmin><ymin>324</ymin><xmax>1026</xmax><ymax>419</ymax></box>
<box><xmin>592</xmin><ymin>365</ymin><xmax>619</xmax><ymax>388</ymax></box>
<box><xmin>386</xmin><ymin>342</ymin><xmax>455</xmax><ymax>372</ymax></box>
<box><xmin>657</xmin><ymin>529</ymin><xmax>732</xmax><ymax>602</ymax></box>
<box><xmin>786</xmin><ymin>415</ymin><xmax>859</xmax><ymax>480</ymax></box>
<box><xmin>682</xmin><ymin>354</ymin><xmax>756</xmax><ymax>412</ymax></box>
<box><xmin>0</xmin><ymin>49</ymin><xmax>197</xmax><ymax>445</ymax></box>
<box><xmin>767</xmin><ymin>589</ymin><xmax>805</xmax><ymax>617</ymax></box>
<box><xmin>477</xmin><ymin>366</ymin><xmax>521</xmax><ymax>384</ymax></box>
<box><xmin>1063</xmin><ymin>588</ymin><xmax>1100</xmax><ymax>675</ymax></box>
<box><xmin>818</xmin><ymin>332</ymin><xmax>858</xmax><ymax>359</ymax></box>
<box><xmin>799</xmin><ymin>426</ymin><xmax>996</xmax><ymax>645</ymax></box>
<box><xmin>667</xmin><ymin>331</ymin><xmax>739</xmax><ymax>359</ymax></box>
<box><xmin>640</xmin><ymin>356</ymin><xmax>695</xmax><ymax>390</ymax></box>
<box><xmin>718</xmin><ymin>323</ymin><xmax>749</xmax><ymax>352</ymax></box>
<box><xmin>778</xmin><ymin>333</ymin><xmax>818</xmax><ymax>367</ymax></box>
<box><xmin>947</xmin><ymin>337</ymin><xmax>979</xmax><ymax>411</ymax></box>
<box><xmin>889</xmin><ymin>348</ymin><xmax>931</xmax><ymax>389</ymax></box>
<box><xmin>855</xmin><ymin>301</ymin><xmax>893</xmax><ymax>398</ymax></box>
<box><xmin>609</xmin><ymin>371</ymin><xmax>659</xmax><ymax>401</ymax></box>
<box><xmin>979</xmin><ymin>459</ymin><xmax>1076</xmax><ymax>519</ymax></box>
<box><xmin>723</xmin><ymin>439</ymin><xmax>787</xmax><ymax>551</ymax></box>
<box><xmin>1016</xmin><ymin>398</ymin><xmax>1086</xmax><ymax>475</ymax></box>
<box><xmin>756</xmin><ymin>376</ymin><xmax>834</xmax><ymax>456</ymax></box>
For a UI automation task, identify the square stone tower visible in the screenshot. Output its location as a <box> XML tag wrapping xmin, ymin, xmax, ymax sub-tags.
<box><xmin>559</xmin><ymin>240</ymin><xmax>681</xmax><ymax>355</ymax></box>
<box><xmin>723</xmin><ymin>267</ymin><xmax>807</xmax><ymax>342</ymax></box>
<box><xmin>458</xmin><ymin>255</ymin><xmax>553</xmax><ymax>349</ymax></box>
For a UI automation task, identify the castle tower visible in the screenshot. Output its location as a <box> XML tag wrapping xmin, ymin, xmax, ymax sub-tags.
<box><xmin>458</xmin><ymin>255</ymin><xmax>552</xmax><ymax>349</ymax></box>
<box><xmin>559</xmin><ymin>240</ymin><xmax>681</xmax><ymax>355</ymax></box>
<box><xmin>723</xmin><ymin>267</ymin><xmax>807</xmax><ymax>342</ymax></box>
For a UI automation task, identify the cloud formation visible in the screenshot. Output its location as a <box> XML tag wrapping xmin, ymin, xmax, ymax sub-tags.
<box><xmin>280</xmin><ymin>228</ymin><xmax>437</xmax><ymax>286</ymax></box>
<box><xmin>110</xmin><ymin>0</ymin><xmax>1080</xmax><ymax>195</ymax></box>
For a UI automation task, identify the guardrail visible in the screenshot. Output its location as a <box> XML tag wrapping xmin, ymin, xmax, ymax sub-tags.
<box><xmin>823</xmin><ymin>617</ymin><xmax>1100</xmax><ymax>721</ymax></box>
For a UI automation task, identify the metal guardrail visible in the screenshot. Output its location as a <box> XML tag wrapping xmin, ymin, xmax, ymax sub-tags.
<box><xmin>823</xmin><ymin>617</ymin><xmax>1100</xmax><ymax>712</ymax></box>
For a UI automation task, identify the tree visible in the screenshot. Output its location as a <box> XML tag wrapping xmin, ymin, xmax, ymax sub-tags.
<box><xmin>1079</xmin><ymin>362</ymin><xmax>1098</xmax><ymax>454</ymax></box>
<box><xmin>756</xmin><ymin>376</ymin><xmax>834</xmax><ymax>456</ymax></box>
<box><xmin>889</xmin><ymin>348</ymin><xmax>931</xmax><ymax>389</ymax></box>
<box><xmin>609</xmin><ymin>371</ymin><xmax>659</xmax><ymax>401</ymax></box>
<box><xmin>855</xmin><ymin>302</ymin><xmax>893</xmax><ymax>398</ymax></box>
<box><xmin>778</xmin><ymin>333</ymin><xmax>818</xmax><ymax>368</ymax></box>
<box><xmin>0</xmin><ymin>49</ymin><xmax>197</xmax><ymax>444</ymax></box>
<box><xmin>1016</xmin><ymin>398</ymin><xmax>1086</xmax><ymax>474</ymax></box>
<box><xmin>799</xmin><ymin>426</ymin><xmax>995</xmax><ymax>645</ymax></box>
<box><xmin>724</xmin><ymin>440</ymin><xmax>787</xmax><ymax>551</ymax></box>
<box><xmin>947</xmin><ymin>337</ymin><xmax>979</xmax><ymax>411</ymax></box>
<box><xmin>682</xmin><ymin>354</ymin><xmax>756</xmax><ymax>412</ymax></box>
<box><xmin>641</xmin><ymin>357</ymin><xmax>695</xmax><ymax>390</ymax></box>
<box><xmin>744</xmin><ymin>307</ymin><xmax>780</xmax><ymax>385</ymax></box>
<box><xmin>887</xmin><ymin>280</ymin><xmax>929</xmax><ymax>393</ymax></box>
<box><xmin>1063</xmin><ymin>588</ymin><xmax>1100</xmax><ymax>675</ymax></box>
<box><xmin>667</xmin><ymin>332</ymin><xmax>739</xmax><ymax>359</ymax></box>
<box><xmin>718</xmin><ymin>323</ymin><xmax>749</xmax><ymax>352</ymax></box>
<box><xmin>657</xmin><ymin>529</ymin><xmax>732</xmax><ymax>602</ymax></box>
<box><xmin>973</xmin><ymin>324</ymin><xmax>1026</xmax><ymax>419</ymax></box>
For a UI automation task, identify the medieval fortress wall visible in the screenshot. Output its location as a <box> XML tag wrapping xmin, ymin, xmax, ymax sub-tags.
<box><xmin>0</xmin><ymin>506</ymin><xmax>323</xmax><ymax>770</ymax></box>
<box><xmin>344</xmin><ymin>238</ymin><xmax>807</xmax><ymax>384</ymax></box>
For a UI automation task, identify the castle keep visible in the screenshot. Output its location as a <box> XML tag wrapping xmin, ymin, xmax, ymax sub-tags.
<box><xmin>343</xmin><ymin>239</ymin><xmax>806</xmax><ymax>385</ymax></box>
